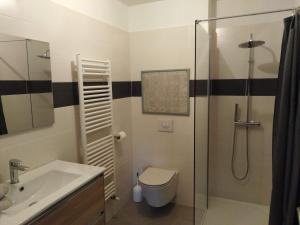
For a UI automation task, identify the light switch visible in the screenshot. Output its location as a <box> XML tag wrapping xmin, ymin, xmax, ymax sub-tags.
<box><xmin>158</xmin><ymin>119</ymin><xmax>174</xmax><ymax>132</ymax></box>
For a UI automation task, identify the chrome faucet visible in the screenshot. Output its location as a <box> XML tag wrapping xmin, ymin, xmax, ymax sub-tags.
<box><xmin>9</xmin><ymin>159</ymin><xmax>29</xmax><ymax>184</ymax></box>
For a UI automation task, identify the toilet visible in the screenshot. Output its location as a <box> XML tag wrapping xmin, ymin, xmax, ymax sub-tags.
<box><xmin>139</xmin><ymin>167</ymin><xmax>178</xmax><ymax>207</ymax></box>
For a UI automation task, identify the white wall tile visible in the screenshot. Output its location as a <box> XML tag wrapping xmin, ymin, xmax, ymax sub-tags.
<box><xmin>128</xmin><ymin>0</ymin><xmax>209</xmax><ymax>32</ymax></box>
<box><xmin>0</xmin><ymin>0</ymin><xmax>130</xmax><ymax>82</ymax></box>
<box><xmin>0</xmin><ymin>1</ymin><xmax>132</xmax><ymax>219</ymax></box>
<box><xmin>131</xmin><ymin>97</ymin><xmax>194</xmax><ymax>207</ymax></box>
<box><xmin>216</xmin><ymin>0</ymin><xmax>294</xmax><ymax>18</ymax></box>
<box><xmin>130</xmin><ymin>25</ymin><xmax>195</xmax><ymax>81</ymax></box>
<box><xmin>0</xmin><ymin>106</ymin><xmax>79</xmax><ymax>181</ymax></box>
<box><xmin>208</xmin><ymin>96</ymin><xmax>274</xmax><ymax>205</ymax></box>
<box><xmin>129</xmin><ymin>24</ymin><xmax>199</xmax><ymax>207</ymax></box>
<box><xmin>210</xmin><ymin>20</ymin><xmax>285</xmax><ymax>79</ymax></box>
<box><xmin>52</xmin><ymin>0</ymin><xmax>129</xmax><ymax>31</ymax></box>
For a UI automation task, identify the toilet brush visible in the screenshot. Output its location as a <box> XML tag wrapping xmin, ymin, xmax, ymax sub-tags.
<box><xmin>133</xmin><ymin>172</ymin><xmax>142</xmax><ymax>203</ymax></box>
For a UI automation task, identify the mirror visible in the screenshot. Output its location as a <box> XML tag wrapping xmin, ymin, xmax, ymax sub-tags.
<box><xmin>0</xmin><ymin>34</ymin><xmax>54</xmax><ymax>135</ymax></box>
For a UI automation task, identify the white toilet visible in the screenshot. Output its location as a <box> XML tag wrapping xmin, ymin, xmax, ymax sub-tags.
<box><xmin>139</xmin><ymin>167</ymin><xmax>178</xmax><ymax>207</ymax></box>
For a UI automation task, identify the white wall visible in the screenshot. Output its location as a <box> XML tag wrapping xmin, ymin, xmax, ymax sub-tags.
<box><xmin>49</xmin><ymin>0</ymin><xmax>211</xmax><ymax>32</ymax></box>
<box><xmin>0</xmin><ymin>0</ymin><xmax>286</xmax><ymax>212</ymax></box>
<box><xmin>52</xmin><ymin>0</ymin><xmax>209</xmax><ymax>208</ymax></box>
<box><xmin>129</xmin><ymin>0</ymin><xmax>208</xmax><ymax>32</ymax></box>
<box><xmin>130</xmin><ymin>26</ymin><xmax>195</xmax><ymax>80</ymax></box>
<box><xmin>50</xmin><ymin>0</ymin><xmax>128</xmax><ymax>30</ymax></box>
<box><xmin>129</xmin><ymin>0</ymin><xmax>209</xmax><ymax>207</ymax></box>
<box><xmin>0</xmin><ymin>0</ymin><xmax>207</xmax><ymax>212</ymax></box>
<box><xmin>216</xmin><ymin>0</ymin><xmax>295</xmax><ymax>18</ymax></box>
<box><xmin>130</xmin><ymin>27</ymin><xmax>195</xmax><ymax>206</ymax></box>
<box><xmin>131</xmin><ymin>98</ymin><xmax>194</xmax><ymax>207</ymax></box>
<box><xmin>0</xmin><ymin>0</ymin><xmax>132</xmax><ymax>220</ymax></box>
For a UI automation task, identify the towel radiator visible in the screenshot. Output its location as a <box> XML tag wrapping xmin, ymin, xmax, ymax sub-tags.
<box><xmin>76</xmin><ymin>55</ymin><xmax>116</xmax><ymax>200</ymax></box>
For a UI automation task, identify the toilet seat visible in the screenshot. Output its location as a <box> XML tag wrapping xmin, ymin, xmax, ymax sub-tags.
<box><xmin>139</xmin><ymin>167</ymin><xmax>177</xmax><ymax>187</ymax></box>
<box><xmin>139</xmin><ymin>167</ymin><xmax>179</xmax><ymax>207</ymax></box>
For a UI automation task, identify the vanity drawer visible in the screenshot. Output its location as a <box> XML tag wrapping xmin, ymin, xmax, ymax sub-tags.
<box><xmin>28</xmin><ymin>174</ymin><xmax>105</xmax><ymax>225</ymax></box>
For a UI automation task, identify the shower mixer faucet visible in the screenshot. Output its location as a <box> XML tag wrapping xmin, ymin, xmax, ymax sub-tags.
<box><xmin>233</xmin><ymin>104</ymin><xmax>261</xmax><ymax>128</ymax></box>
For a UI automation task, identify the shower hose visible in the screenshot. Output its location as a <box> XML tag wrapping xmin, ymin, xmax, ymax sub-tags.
<box><xmin>231</xmin><ymin>125</ymin><xmax>249</xmax><ymax>180</ymax></box>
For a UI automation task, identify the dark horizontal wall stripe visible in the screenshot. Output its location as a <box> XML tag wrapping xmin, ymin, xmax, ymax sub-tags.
<box><xmin>194</xmin><ymin>80</ymin><xmax>208</xmax><ymax>96</ymax></box>
<box><xmin>211</xmin><ymin>79</ymin><xmax>246</xmax><ymax>96</ymax></box>
<box><xmin>0</xmin><ymin>80</ymin><xmax>52</xmax><ymax>95</ymax></box>
<box><xmin>189</xmin><ymin>80</ymin><xmax>194</xmax><ymax>97</ymax></box>
<box><xmin>250</xmin><ymin>78</ymin><xmax>278</xmax><ymax>96</ymax></box>
<box><xmin>84</xmin><ymin>81</ymin><xmax>107</xmax><ymax>86</ymax></box>
<box><xmin>53</xmin><ymin>81</ymin><xmax>133</xmax><ymax>108</ymax></box>
<box><xmin>0</xmin><ymin>81</ymin><xmax>27</xmax><ymax>95</ymax></box>
<box><xmin>52</xmin><ymin>82</ymin><xmax>79</xmax><ymax>108</ymax></box>
<box><xmin>112</xmin><ymin>81</ymin><xmax>131</xmax><ymax>99</ymax></box>
<box><xmin>129</xmin><ymin>79</ymin><xmax>276</xmax><ymax>97</ymax></box>
<box><xmin>209</xmin><ymin>79</ymin><xmax>277</xmax><ymax>96</ymax></box>
<box><xmin>51</xmin><ymin>79</ymin><xmax>278</xmax><ymax>108</ymax></box>
<box><xmin>27</xmin><ymin>81</ymin><xmax>52</xmax><ymax>93</ymax></box>
<box><xmin>0</xmin><ymin>79</ymin><xmax>278</xmax><ymax>108</ymax></box>
<box><xmin>131</xmin><ymin>81</ymin><xmax>141</xmax><ymax>97</ymax></box>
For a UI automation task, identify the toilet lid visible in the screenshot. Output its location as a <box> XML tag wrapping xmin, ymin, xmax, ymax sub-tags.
<box><xmin>139</xmin><ymin>167</ymin><xmax>177</xmax><ymax>186</ymax></box>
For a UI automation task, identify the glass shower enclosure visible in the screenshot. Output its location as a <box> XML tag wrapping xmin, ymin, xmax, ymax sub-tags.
<box><xmin>194</xmin><ymin>10</ymin><xmax>293</xmax><ymax>225</ymax></box>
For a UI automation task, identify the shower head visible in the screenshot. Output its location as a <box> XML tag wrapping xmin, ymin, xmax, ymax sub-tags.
<box><xmin>37</xmin><ymin>50</ymin><xmax>50</xmax><ymax>59</ymax></box>
<box><xmin>239</xmin><ymin>34</ymin><xmax>265</xmax><ymax>48</ymax></box>
<box><xmin>239</xmin><ymin>40</ymin><xmax>265</xmax><ymax>48</ymax></box>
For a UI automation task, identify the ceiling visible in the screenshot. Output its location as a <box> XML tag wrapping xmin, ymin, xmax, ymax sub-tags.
<box><xmin>119</xmin><ymin>0</ymin><xmax>164</xmax><ymax>6</ymax></box>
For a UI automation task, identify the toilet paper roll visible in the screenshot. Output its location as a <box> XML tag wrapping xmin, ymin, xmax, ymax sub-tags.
<box><xmin>0</xmin><ymin>184</ymin><xmax>9</xmax><ymax>200</ymax></box>
<box><xmin>115</xmin><ymin>131</ymin><xmax>127</xmax><ymax>142</ymax></box>
<box><xmin>0</xmin><ymin>197</ymin><xmax>12</xmax><ymax>211</ymax></box>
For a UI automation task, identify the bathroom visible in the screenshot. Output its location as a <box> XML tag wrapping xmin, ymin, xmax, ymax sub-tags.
<box><xmin>0</xmin><ymin>0</ymin><xmax>299</xmax><ymax>225</ymax></box>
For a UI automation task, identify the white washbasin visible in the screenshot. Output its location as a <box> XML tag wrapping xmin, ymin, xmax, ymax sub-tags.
<box><xmin>3</xmin><ymin>170</ymin><xmax>80</xmax><ymax>215</ymax></box>
<box><xmin>0</xmin><ymin>160</ymin><xmax>105</xmax><ymax>225</ymax></box>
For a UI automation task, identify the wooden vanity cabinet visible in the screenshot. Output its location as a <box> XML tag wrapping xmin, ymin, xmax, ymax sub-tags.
<box><xmin>27</xmin><ymin>174</ymin><xmax>105</xmax><ymax>225</ymax></box>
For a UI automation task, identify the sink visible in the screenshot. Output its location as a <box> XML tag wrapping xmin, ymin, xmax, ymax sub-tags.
<box><xmin>0</xmin><ymin>160</ymin><xmax>105</xmax><ymax>225</ymax></box>
<box><xmin>3</xmin><ymin>170</ymin><xmax>80</xmax><ymax>215</ymax></box>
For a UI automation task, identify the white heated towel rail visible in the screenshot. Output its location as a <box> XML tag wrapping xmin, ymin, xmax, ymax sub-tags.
<box><xmin>76</xmin><ymin>55</ymin><xmax>116</xmax><ymax>200</ymax></box>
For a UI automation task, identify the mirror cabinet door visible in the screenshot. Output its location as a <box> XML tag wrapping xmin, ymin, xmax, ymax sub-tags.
<box><xmin>27</xmin><ymin>40</ymin><xmax>54</xmax><ymax>128</ymax></box>
<box><xmin>0</xmin><ymin>34</ymin><xmax>54</xmax><ymax>136</ymax></box>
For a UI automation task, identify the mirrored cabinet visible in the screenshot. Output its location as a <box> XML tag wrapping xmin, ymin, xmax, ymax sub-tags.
<box><xmin>0</xmin><ymin>34</ymin><xmax>54</xmax><ymax>136</ymax></box>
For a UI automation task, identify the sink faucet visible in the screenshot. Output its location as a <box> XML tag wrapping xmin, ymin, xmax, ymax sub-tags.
<box><xmin>9</xmin><ymin>159</ymin><xmax>29</xmax><ymax>184</ymax></box>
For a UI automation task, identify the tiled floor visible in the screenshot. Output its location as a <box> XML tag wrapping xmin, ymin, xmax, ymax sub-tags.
<box><xmin>107</xmin><ymin>197</ymin><xmax>269</xmax><ymax>225</ymax></box>
<box><xmin>107</xmin><ymin>201</ymin><xmax>195</xmax><ymax>225</ymax></box>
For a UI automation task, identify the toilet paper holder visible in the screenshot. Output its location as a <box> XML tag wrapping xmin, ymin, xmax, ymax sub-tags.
<box><xmin>114</xmin><ymin>131</ymin><xmax>127</xmax><ymax>142</ymax></box>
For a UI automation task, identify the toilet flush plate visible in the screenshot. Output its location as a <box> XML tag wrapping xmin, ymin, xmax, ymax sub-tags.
<box><xmin>158</xmin><ymin>119</ymin><xmax>174</xmax><ymax>133</ymax></box>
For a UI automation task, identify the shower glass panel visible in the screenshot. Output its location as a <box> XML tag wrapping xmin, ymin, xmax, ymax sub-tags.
<box><xmin>194</xmin><ymin>11</ymin><xmax>291</xmax><ymax>225</ymax></box>
<box><xmin>194</xmin><ymin>20</ymin><xmax>210</xmax><ymax>225</ymax></box>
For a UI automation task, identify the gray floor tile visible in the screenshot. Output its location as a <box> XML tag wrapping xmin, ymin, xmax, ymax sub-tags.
<box><xmin>107</xmin><ymin>201</ymin><xmax>195</xmax><ymax>225</ymax></box>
